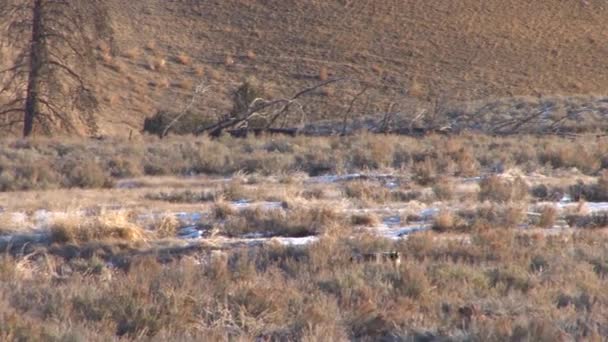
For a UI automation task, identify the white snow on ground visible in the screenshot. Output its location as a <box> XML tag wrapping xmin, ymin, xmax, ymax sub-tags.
<box><xmin>306</xmin><ymin>173</ymin><xmax>398</xmax><ymax>185</ymax></box>
<box><xmin>230</xmin><ymin>200</ymin><xmax>284</xmax><ymax>210</ymax></box>
<box><xmin>177</xmin><ymin>226</ymin><xmax>205</xmax><ymax>239</ymax></box>
<box><xmin>374</xmin><ymin>224</ymin><xmax>431</xmax><ymax>239</ymax></box>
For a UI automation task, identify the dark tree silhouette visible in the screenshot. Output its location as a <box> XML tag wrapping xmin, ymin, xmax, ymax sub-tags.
<box><xmin>0</xmin><ymin>0</ymin><xmax>113</xmax><ymax>137</ymax></box>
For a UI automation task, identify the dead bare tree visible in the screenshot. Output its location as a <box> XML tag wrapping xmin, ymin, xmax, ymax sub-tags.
<box><xmin>0</xmin><ymin>0</ymin><xmax>113</xmax><ymax>137</ymax></box>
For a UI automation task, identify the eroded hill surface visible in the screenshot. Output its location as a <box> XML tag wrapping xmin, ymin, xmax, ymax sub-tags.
<box><xmin>3</xmin><ymin>0</ymin><xmax>608</xmax><ymax>135</ymax></box>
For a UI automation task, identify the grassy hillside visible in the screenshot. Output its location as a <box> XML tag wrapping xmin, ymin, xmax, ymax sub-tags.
<box><xmin>4</xmin><ymin>0</ymin><xmax>608</xmax><ymax>136</ymax></box>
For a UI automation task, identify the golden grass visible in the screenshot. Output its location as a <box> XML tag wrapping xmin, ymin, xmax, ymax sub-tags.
<box><xmin>148</xmin><ymin>57</ymin><xmax>167</xmax><ymax>71</ymax></box>
<box><xmin>246</xmin><ymin>50</ymin><xmax>257</xmax><ymax>60</ymax></box>
<box><xmin>224</xmin><ymin>55</ymin><xmax>235</xmax><ymax>66</ymax></box>
<box><xmin>173</xmin><ymin>79</ymin><xmax>193</xmax><ymax>90</ymax></box>
<box><xmin>176</xmin><ymin>53</ymin><xmax>192</xmax><ymax>65</ymax></box>
<box><xmin>432</xmin><ymin>210</ymin><xmax>455</xmax><ymax>232</ymax></box>
<box><xmin>49</xmin><ymin>210</ymin><xmax>147</xmax><ymax>244</ymax></box>
<box><xmin>123</xmin><ymin>48</ymin><xmax>140</xmax><ymax>59</ymax></box>
<box><xmin>319</xmin><ymin>66</ymin><xmax>329</xmax><ymax>81</ymax></box>
<box><xmin>193</xmin><ymin>65</ymin><xmax>205</xmax><ymax>76</ymax></box>
<box><xmin>538</xmin><ymin>205</ymin><xmax>558</xmax><ymax>228</ymax></box>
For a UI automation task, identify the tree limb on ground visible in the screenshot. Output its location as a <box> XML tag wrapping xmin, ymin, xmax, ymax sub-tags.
<box><xmin>195</xmin><ymin>78</ymin><xmax>346</xmax><ymax>137</ymax></box>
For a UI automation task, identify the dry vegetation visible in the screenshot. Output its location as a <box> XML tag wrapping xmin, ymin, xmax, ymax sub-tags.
<box><xmin>0</xmin><ymin>133</ymin><xmax>607</xmax><ymax>339</ymax></box>
<box><xmin>1</xmin><ymin>231</ymin><xmax>608</xmax><ymax>340</ymax></box>
<box><xmin>0</xmin><ymin>133</ymin><xmax>606</xmax><ymax>192</ymax></box>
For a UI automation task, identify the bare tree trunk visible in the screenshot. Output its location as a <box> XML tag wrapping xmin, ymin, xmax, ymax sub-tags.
<box><xmin>23</xmin><ymin>0</ymin><xmax>44</xmax><ymax>137</ymax></box>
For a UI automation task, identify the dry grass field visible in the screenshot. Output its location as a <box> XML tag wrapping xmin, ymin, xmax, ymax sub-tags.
<box><xmin>1</xmin><ymin>134</ymin><xmax>608</xmax><ymax>340</ymax></box>
<box><xmin>2</xmin><ymin>1</ymin><xmax>608</xmax><ymax>340</ymax></box>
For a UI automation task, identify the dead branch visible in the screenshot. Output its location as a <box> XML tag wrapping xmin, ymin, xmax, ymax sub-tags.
<box><xmin>341</xmin><ymin>85</ymin><xmax>368</xmax><ymax>135</ymax></box>
<box><xmin>196</xmin><ymin>78</ymin><xmax>346</xmax><ymax>137</ymax></box>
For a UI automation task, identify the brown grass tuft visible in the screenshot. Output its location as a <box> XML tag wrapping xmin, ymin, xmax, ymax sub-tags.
<box><xmin>176</xmin><ymin>53</ymin><xmax>192</xmax><ymax>65</ymax></box>
<box><xmin>123</xmin><ymin>48</ymin><xmax>139</xmax><ymax>59</ymax></box>
<box><xmin>148</xmin><ymin>57</ymin><xmax>167</xmax><ymax>71</ymax></box>
<box><xmin>193</xmin><ymin>65</ymin><xmax>205</xmax><ymax>76</ymax></box>
<box><xmin>538</xmin><ymin>205</ymin><xmax>558</xmax><ymax>228</ymax></box>
<box><xmin>479</xmin><ymin>175</ymin><xmax>528</xmax><ymax>203</ymax></box>
<box><xmin>246</xmin><ymin>50</ymin><xmax>257</xmax><ymax>60</ymax></box>
<box><xmin>432</xmin><ymin>210</ymin><xmax>456</xmax><ymax>232</ymax></box>
<box><xmin>50</xmin><ymin>211</ymin><xmax>147</xmax><ymax>244</ymax></box>
<box><xmin>224</xmin><ymin>55</ymin><xmax>235</xmax><ymax>66</ymax></box>
<box><xmin>351</xmin><ymin>213</ymin><xmax>381</xmax><ymax>226</ymax></box>
<box><xmin>319</xmin><ymin>66</ymin><xmax>329</xmax><ymax>81</ymax></box>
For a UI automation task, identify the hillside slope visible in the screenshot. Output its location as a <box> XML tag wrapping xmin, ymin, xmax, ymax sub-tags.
<box><xmin>4</xmin><ymin>0</ymin><xmax>608</xmax><ymax>136</ymax></box>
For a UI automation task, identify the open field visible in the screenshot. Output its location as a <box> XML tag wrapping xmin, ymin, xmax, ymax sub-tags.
<box><xmin>1</xmin><ymin>134</ymin><xmax>608</xmax><ymax>340</ymax></box>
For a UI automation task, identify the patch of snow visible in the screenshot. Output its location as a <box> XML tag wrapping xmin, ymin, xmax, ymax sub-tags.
<box><xmin>271</xmin><ymin>236</ymin><xmax>319</xmax><ymax>246</ymax></box>
<box><xmin>230</xmin><ymin>200</ymin><xmax>284</xmax><ymax>210</ymax></box>
<box><xmin>231</xmin><ymin>199</ymin><xmax>251</xmax><ymax>208</ymax></box>
<box><xmin>10</xmin><ymin>212</ymin><xmax>29</xmax><ymax>226</ymax></box>
<box><xmin>175</xmin><ymin>212</ymin><xmax>203</xmax><ymax>225</ymax></box>
<box><xmin>383</xmin><ymin>216</ymin><xmax>402</xmax><ymax>226</ymax></box>
<box><xmin>177</xmin><ymin>226</ymin><xmax>205</xmax><ymax>239</ymax></box>
<box><xmin>420</xmin><ymin>208</ymin><xmax>439</xmax><ymax>220</ymax></box>
<box><xmin>462</xmin><ymin>176</ymin><xmax>484</xmax><ymax>183</ymax></box>
<box><xmin>242</xmin><ymin>232</ymin><xmax>267</xmax><ymax>239</ymax></box>
<box><xmin>374</xmin><ymin>224</ymin><xmax>431</xmax><ymax>240</ymax></box>
<box><xmin>306</xmin><ymin>173</ymin><xmax>397</xmax><ymax>185</ymax></box>
<box><xmin>386</xmin><ymin>181</ymin><xmax>399</xmax><ymax>189</ymax></box>
<box><xmin>585</xmin><ymin>202</ymin><xmax>608</xmax><ymax>212</ymax></box>
<box><xmin>307</xmin><ymin>173</ymin><xmax>362</xmax><ymax>183</ymax></box>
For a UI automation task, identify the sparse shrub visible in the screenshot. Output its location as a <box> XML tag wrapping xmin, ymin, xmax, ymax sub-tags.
<box><xmin>413</xmin><ymin>157</ymin><xmax>437</xmax><ymax>186</ymax></box>
<box><xmin>61</xmin><ymin>157</ymin><xmax>114</xmax><ymax>189</ymax></box>
<box><xmin>123</xmin><ymin>48</ymin><xmax>139</xmax><ymax>59</ymax></box>
<box><xmin>391</xmin><ymin>189</ymin><xmax>422</xmax><ymax>202</ymax></box>
<box><xmin>246</xmin><ymin>50</ymin><xmax>256</xmax><ymax>60</ymax></box>
<box><xmin>537</xmin><ymin>205</ymin><xmax>558</xmax><ymax>228</ymax></box>
<box><xmin>566</xmin><ymin>212</ymin><xmax>608</xmax><ymax>229</ymax></box>
<box><xmin>145</xmin><ymin>189</ymin><xmax>217</xmax><ymax>203</ymax></box>
<box><xmin>50</xmin><ymin>211</ymin><xmax>146</xmax><ymax>244</ymax></box>
<box><xmin>155</xmin><ymin>214</ymin><xmax>180</xmax><ymax>238</ymax></box>
<box><xmin>143</xmin><ymin>110</ymin><xmax>214</xmax><ymax>137</ymax></box>
<box><xmin>539</xmin><ymin>144</ymin><xmax>599</xmax><ymax>174</ymax></box>
<box><xmin>432</xmin><ymin>178</ymin><xmax>454</xmax><ymax>200</ymax></box>
<box><xmin>569</xmin><ymin>172</ymin><xmax>608</xmax><ymax>202</ymax></box>
<box><xmin>224</xmin><ymin>55</ymin><xmax>235</xmax><ymax>66</ymax></box>
<box><xmin>319</xmin><ymin>66</ymin><xmax>329</xmax><ymax>81</ymax></box>
<box><xmin>350</xmin><ymin>138</ymin><xmax>394</xmax><ymax>170</ymax></box>
<box><xmin>344</xmin><ymin>181</ymin><xmax>390</xmax><ymax>204</ymax></box>
<box><xmin>148</xmin><ymin>57</ymin><xmax>166</xmax><ymax>71</ymax></box>
<box><xmin>466</xmin><ymin>204</ymin><xmax>526</xmax><ymax>229</ymax></box>
<box><xmin>486</xmin><ymin>265</ymin><xmax>534</xmax><ymax>293</ymax></box>
<box><xmin>230</xmin><ymin>77</ymin><xmax>267</xmax><ymax>117</ymax></box>
<box><xmin>193</xmin><ymin>66</ymin><xmax>204</xmax><ymax>76</ymax></box>
<box><xmin>530</xmin><ymin>184</ymin><xmax>564</xmax><ymax>200</ymax></box>
<box><xmin>432</xmin><ymin>210</ymin><xmax>456</xmax><ymax>232</ymax></box>
<box><xmin>176</xmin><ymin>53</ymin><xmax>191</xmax><ymax>65</ymax></box>
<box><xmin>479</xmin><ymin>175</ymin><xmax>528</xmax><ymax>203</ymax></box>
<box><xmin>351</xmin><ymin>213</ymin><xmax>381</xmax><ymax>226</ymax></box>
<box><xmin>222</xmin><ymin>206</ymin><xmax>342</xmax><ymax>237</ymax></box>
<box><xmin>452</xmin><ymin>147</ymin><xmax>479</xmax><ymax>177</ymax></box>
<box><xmin>530</xmin><ymin>255</ymin><xmax>549</xmax><ymax>272</ymax></box>
<box><xmin>106</xmin><ymin>157</ymin><xmax>141</xmax><ymax>178</ymax></box>
<box><xmin>212</xmin><ymin>200</ymin><xmax>236</xmax><ymax>220</ymax></box>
